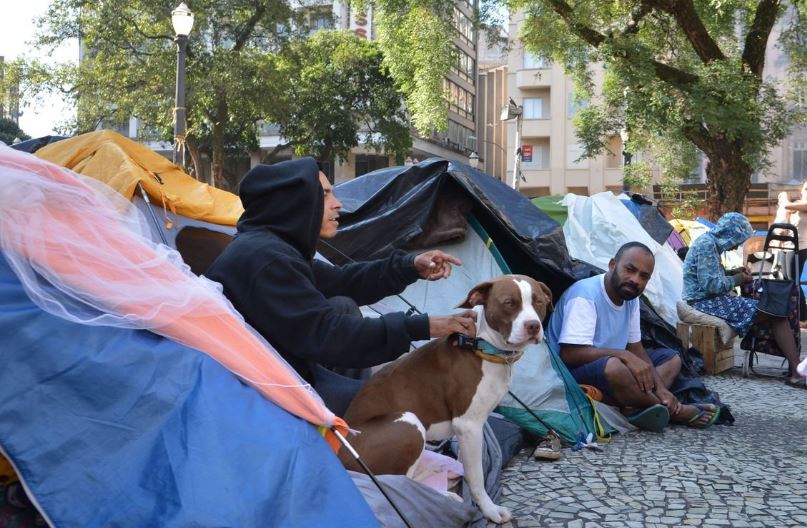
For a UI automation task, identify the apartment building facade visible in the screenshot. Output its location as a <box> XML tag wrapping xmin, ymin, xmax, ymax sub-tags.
<box><xmin>505</xmin><ymin>12</ymin><xmax>625</xmax><ymax>197</ymax></box>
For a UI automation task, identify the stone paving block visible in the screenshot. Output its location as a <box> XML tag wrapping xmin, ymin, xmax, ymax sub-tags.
<box><xmin>488</xmin><ymin>370</ymin><xmax>807</xmax><ymax>528</ymax></box>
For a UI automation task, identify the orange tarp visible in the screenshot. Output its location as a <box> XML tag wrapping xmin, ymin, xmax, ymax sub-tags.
<box><xmin>36</xmin><ymin>130</ymin><xmax>244</xmax><ymax>226</ymax></box>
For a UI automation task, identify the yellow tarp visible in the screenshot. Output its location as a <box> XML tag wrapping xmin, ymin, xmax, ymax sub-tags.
<box><xmin>36</xmin><ymin>130</ymin><xmax>243</xmax><ymax>226</ymax></box>
<box><xmin>669</xmin><ymin>218</ymin><xmax>709</xmax><ymax>246</ymax></box>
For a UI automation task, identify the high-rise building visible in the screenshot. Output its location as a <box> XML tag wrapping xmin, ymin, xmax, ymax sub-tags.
<box><xmin>505</xmin><ymin>11</ymin><xmax>625</xmax><ymax>197</ymax></box>
<box><xmin>252</xmin><ymin>1</ymin><xmax>480</xmax><ymax>182</ymax></box>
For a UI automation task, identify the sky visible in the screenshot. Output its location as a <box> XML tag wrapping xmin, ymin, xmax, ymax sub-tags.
<box><xmin>0</xmin><ymin>0</ymin><xmax>79</xmax><ymax>137</ymax></box>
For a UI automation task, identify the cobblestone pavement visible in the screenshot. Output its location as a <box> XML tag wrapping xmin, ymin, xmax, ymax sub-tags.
<box><xmin>491</xmin><ymin>344</ymin><xmax>807</xmax><ymax>528</ymax></box>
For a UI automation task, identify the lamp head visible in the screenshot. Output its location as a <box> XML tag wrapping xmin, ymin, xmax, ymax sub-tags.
<box><xmin>468</xmin><ymin>151</ymin><xmax>479</xmax><ymax>169</ymax></box>
<box><xmin>172</xmin><ymin>2</ymin><xmax>195</xmax><ymax>37</ymax></box>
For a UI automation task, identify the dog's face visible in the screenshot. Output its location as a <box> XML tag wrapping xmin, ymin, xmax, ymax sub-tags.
<box><xmin>457</xmin><ymin>275</ymin><xmax>553</xmax><ymax>346</ymax></box>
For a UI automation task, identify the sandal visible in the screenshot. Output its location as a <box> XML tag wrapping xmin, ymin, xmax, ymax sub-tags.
<box><xmin>532</xmin><ymin>432</ymin><xmax>561</xmax><ymax>461</ymax></box>
<box><xmin>625</xmin><ymin>403</ymin><xmax>670</xmax><ymax>433</ymax></box>
<box><xmin>686</xmin><ymin>403</ymin><xmax>720</xmax><ymax>429</ymax></box>
<box><xmin>785</xmin><ymin>378</ymin><xmax>807</xmax><ymax>390</ymax></box>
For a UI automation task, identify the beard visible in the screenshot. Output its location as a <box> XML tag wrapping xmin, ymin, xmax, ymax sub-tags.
<box><xmin>609</xmin><ymin>272</ymin><xmax>641</xmax><ymax>301</ymax></box>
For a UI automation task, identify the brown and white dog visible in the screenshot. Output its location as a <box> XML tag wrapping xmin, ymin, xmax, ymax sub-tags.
<box><xmin>338</xmin><ymin>274</ymin><xmax>553</xmax><ymax>524</ymax></box>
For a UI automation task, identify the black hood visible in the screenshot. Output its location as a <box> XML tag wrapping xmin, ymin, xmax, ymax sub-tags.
<box><xmin>236</xmin><ymin>157</ymin><xmax>323</xmax><ymax>259</ymax></box>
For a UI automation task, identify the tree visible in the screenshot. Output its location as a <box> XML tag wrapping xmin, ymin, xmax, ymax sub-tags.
<box><xmin>265</xmin><ymin>30</ymin><xmax>411</xmax><ymax>165</ymax></box>
<box><xmin>366</xmin><ymin>0</ymin><xmax>807</xmax><ymax>218</ymax></box>
<box><xmin>0</xmin><ymin>118</ymin><xmax>30</xmax><ymax>145</ymax></box>
<box><xmin>30</xmin><ymin>0</ymin><xmax>303</xmax><ymax>188</ymax></box>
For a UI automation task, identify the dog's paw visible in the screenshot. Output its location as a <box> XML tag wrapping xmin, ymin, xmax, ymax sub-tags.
<box><xmin>481</xmin><ymin>504</ymin><xmax>511</xmax><ymax>524</ymax></box>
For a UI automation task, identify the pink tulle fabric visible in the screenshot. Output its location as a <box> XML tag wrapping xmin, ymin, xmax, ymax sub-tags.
<box><xmin>0</xmin><ymin>147</ymin><xmax>344</xmax><ymax>435</ymax></box>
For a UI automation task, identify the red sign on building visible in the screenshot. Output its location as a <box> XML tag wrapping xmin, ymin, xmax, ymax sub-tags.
<box><xmin>521</xmin><ymin>145</ymin><xmax>533</xmax><ymax>163</ymax></box>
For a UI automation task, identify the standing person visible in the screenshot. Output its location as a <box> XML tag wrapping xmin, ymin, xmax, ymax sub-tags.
<box><xmin>782</xmin><ymin>183</ymin><xmax>807</xmax><ymax>325</ymax></box>
<box><xmin>682</xmin><ymin>212</ymin><xmax>805</xmax><ymax>389</ymax></box>
<box><xmin>547</xmin><ymin>242</ymin><xmax>720</xmax><ymax>432</ymax></box>
<box><xmin>206</xmin><ymin>158</ymin><xmax>477</xmax><ymax>414</ymax></box>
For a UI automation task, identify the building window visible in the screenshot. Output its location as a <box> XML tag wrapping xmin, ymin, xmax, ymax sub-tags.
<box><xmin>308</xmin><ymin>8</ymin><xmax>333</xmax><ymax>33</ymax></box>
<box><xmin>567</xmin><ymin>143</ymin><xmax>589</xmax><ymax>169</ymax></box>
<box><xmin>523</xmin><ymin>51</ymin><xmax>547</xmax><ymax>69</ymax></box>
<box><xmin>355</xmin><ymin>154</ymin><xmax>389</xmax><ymax>178</ymax></box>
<box><xmin>443</xmin><ymin>79</ymin><xmax>475</xmax><ymax>120</ymax></box>
<box><xmin>567</xmin><ymin>97</ymin><xmax>589</xmax><ymax>118</ymax></box>
<box><xmin>521</xmin><ymin>141</ymin><xmax>549</xmax><ymax>169</ymax></box>
<box><xmin>523</xmin><ymin>98</ymin><xmax>544</xmax><ymax>119</ymax></box>
<box><xmin>795</xmin><ymin>142</ymin><xmax>807</xmax><ymax>180</ymax></box>
<box><xmin>452</xmin><ymin>49</ymin><xmax>476</xmax><ymax>83</ymax></box>
<box><xmin>454</xmin><ymin>7</ymin><xmax>475</xmax><ymax>47</ymax></box>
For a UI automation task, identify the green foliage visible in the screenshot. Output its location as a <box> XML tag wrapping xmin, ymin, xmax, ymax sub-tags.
<box><xmin>0</xmin><ymin>118</ymin><xmax>30</xmax><ymax>145</ymax></box>
<box><xmin>270</xmin><ymin>30</ymin><xmax>411</xmax><ymax>163</ymax></box>
<box><xmin>371</xmin><ymin>1</ymin><xmax>456</xmax><ymax>133</ymax></box>
<box><xmin>367</xmin><ymin>0</ymin><xmax>805</xmax><ymax>214</ymax></box>
<box><xmin>622</xmin><ymin>160</ymin><xmax>652</xmax><ymax>192</ymax></box>
<box><xmin>24</xmin><ymin>1</ymin><xmax>410</xmax><ymax>187</ymax></box>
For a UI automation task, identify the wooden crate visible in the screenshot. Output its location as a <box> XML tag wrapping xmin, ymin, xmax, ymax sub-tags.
<box><xmin>677</xmin><ymin>322</ymin><xmax>735</xmax><ymax>375</ymax></box>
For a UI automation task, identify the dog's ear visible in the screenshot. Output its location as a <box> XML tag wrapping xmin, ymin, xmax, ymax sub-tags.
<box><xmin>456</xmin><ymin>281</ymin><xmax>494</xmax><ymax>308</ymax></box>
<box><xmin>535</xmin><ymin>281</ymin><xmax>554</xmax><ymax>319</ymax></box>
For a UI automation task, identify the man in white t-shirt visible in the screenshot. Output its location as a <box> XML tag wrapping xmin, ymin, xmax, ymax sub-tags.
<box><xmin>547</xmin><ymin>242</ymin><xmax>719</xmax><ymax>431</ymax></box>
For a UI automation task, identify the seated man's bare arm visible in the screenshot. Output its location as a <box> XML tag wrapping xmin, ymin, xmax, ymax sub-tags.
<box><xmin>559</xmin><ymin>343</ymin><xmax>630</xmax><ymax>369</ymax></box>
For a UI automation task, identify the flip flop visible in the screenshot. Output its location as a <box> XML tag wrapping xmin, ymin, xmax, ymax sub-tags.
<box><xmin>686</xmin><ymin>403</ymin><xmax>721</xmax><ymax>429</ymax></box>
<box><xmin>785</xmin><ymin>378</ymin><xmax>807</xmax><ymax>390</ymax></box>
<box><xmin>625</xmin><ymin>403</ymin><xmax>670</xmax><ymax>433</ymax></box>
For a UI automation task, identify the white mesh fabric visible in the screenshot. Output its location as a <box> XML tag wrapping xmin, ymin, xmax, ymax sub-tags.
<box><xmin>0</xmin><ymin>146</ymin><xmax>336</xmax><ymax>427</ymax></box>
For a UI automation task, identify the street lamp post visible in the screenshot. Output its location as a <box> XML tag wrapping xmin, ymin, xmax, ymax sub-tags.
<box><xmin>620</xmin><ymin>128</ymin><xmax>632</xmax><ymax>194</ymax></box>
<box><xmin>501</xmin><ymin>98</ymin><xmax>524</xmax><ymax>192</ymax></box>
<box><xmin>468</xmin><ymin>135</ymin><xmax>508</xmax><ymax>179</ymax></box>
<box><xmin>468</xmin><ymin>151</ymin><xmax>479</xmax><ymax>170</ymax></box>
<box><xmin>171</xmin><ymin>2</ymin><xmax>194</xmax><ymax>168</ymax></box>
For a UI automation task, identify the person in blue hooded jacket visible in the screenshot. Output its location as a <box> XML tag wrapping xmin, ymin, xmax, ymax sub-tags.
<box><xmin>682</xmin><ymin>212</ymin><xmax>803</xmax><ymax>388</ymax></box>
<box><xmin>206</xmin><ymin>158</ymin><xmax>477</xmax><ymax>413</ymax></box>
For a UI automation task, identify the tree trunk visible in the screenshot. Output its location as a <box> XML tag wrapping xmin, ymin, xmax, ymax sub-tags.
<box><xmin>704</xmin><ymin>139</ymin><xmax>753</xmax><ymax>221</ymax></box>
<box><xmin>185</xmin><ymin>137</ymin><xmax>204</xmax><ymax>181</ymax></box>
<box><xmin>210</xmin><ymin>96</ymin><xmax>228</xmax><ymax>188</ymax></box>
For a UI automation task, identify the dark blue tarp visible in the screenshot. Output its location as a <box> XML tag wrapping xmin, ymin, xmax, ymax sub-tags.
<box><xmin>9</xmin><ymin>135</ymin><xmax>69</xmax><ymax>153</ymax></box>
<box><xmin>324</xmin><ymin>159</ymin><xmax>680</xmax><ymax>352</ymax></box>
<box><xmin>0</xmin><ymin>254</ymin><xmax>377</xmax><ymax>527</ymax></box>
<box><xmin>619</xmin><ymin>194</ymin><xmax>674</xmax><ymax>245</ymax></box>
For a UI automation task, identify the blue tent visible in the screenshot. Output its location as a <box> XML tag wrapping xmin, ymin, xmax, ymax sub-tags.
<box><xmin>0</xmin><ymin>254</ymin><xmax>377</xmax><ymax>527</ymax></box>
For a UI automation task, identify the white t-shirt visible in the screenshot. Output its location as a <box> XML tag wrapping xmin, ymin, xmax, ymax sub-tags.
<box><xmin>547</xmin><ymin>274</ymin><xmax>641</xmax><ymax>352</ymax></box>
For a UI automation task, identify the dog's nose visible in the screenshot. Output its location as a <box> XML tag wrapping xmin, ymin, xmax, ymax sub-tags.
<box><xmin>524</xmin><ymin>320</ymin><xmax>541</xmax><ymax>335</ymax></box>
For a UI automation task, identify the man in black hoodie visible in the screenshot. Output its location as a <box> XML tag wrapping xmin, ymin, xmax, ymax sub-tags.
<box><xmin>206</xmin><ymin>157</ymin><xmax>476</xmax><ymax>412</ymax></box>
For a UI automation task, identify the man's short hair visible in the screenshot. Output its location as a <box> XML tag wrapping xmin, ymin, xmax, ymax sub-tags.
<box><xmin>614</xmin><ymin>241</ymin><xmax>654</xmax><ymax>263</ymax></box>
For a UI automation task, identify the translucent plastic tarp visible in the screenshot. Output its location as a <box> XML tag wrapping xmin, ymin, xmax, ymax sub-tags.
<box><xmin>0</xmin><ymin>147</ymin><xmax>344</xmax><ymax>440</ymax></box>
<box><xmin>562</xmin><ymin>192</ymin><xmax>683</xmax><ymax>327</ymax></box>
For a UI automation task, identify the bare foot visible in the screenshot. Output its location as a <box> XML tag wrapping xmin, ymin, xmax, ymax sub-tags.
<box><xmin>670</xmin><ymin>403</ymin><xmax>717</xmax><ymax>427</ymax></box>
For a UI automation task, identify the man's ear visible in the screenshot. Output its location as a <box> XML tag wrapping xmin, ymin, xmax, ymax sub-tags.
<box><xmin>456</xmin><ymin>281</ymin><xmax>493</xmax><ymax>308</ymax></box>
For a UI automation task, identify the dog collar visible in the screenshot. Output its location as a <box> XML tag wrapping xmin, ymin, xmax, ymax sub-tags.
<box><xmin>454</xmin><ymin>334</ymin><xmax>524</xmax><ymax>365</ymax></box>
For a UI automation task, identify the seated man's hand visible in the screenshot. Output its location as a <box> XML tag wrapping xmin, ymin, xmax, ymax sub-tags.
<box><xmin>429</xmin><ymin>311</ymin><xmax>477</xmax><ymax>338</ymax></box>
<box><xmin>619</xmin><ymin>353</ymin><xmax>655</xmax><ymax>393</ymax></box>
<box><xmin>654</xmin><ymin>386</ymin><xmax>681</xmax><ymax>416</ymax></box>
<box><xmin>414</xmin><ymin>250</ymin><xmax>462</xmax><ymax>281</ymax></box>
<box><xmin>733</xmin><ymin>269</ymin><xmax>752</xmax><ymax>286</ymax></box>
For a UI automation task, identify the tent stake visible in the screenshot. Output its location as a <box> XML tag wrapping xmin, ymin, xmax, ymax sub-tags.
<box><xmin>332</xmin><ymin>428</ymin><xmax>415</xmax><ymax>528</ymax></box>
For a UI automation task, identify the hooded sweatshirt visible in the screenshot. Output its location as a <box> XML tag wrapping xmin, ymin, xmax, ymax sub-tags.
<box><xmin>206</xmin><ymin>157</ymin><xmax>430</xmax><ymax>383</ymax></box>
<box><xmin>682</xmin><ymin>212</ymin><xmax>754</xmax><ymax>302</ymax></box>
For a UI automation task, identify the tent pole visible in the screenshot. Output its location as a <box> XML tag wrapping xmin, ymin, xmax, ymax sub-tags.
<box><xmin>506</xmin><ymin>390</ymin><xmax>561</xmax><ymax>440</ymax></box>
<box><xmin>137</xmin><ymin>183</ymin><xmax>170</xmax><ymax>246</ymax></box>
<box><xmin>332</xmin><ymin>429</ymin><xmax>415</xmax><ymax>528</ymax></box>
